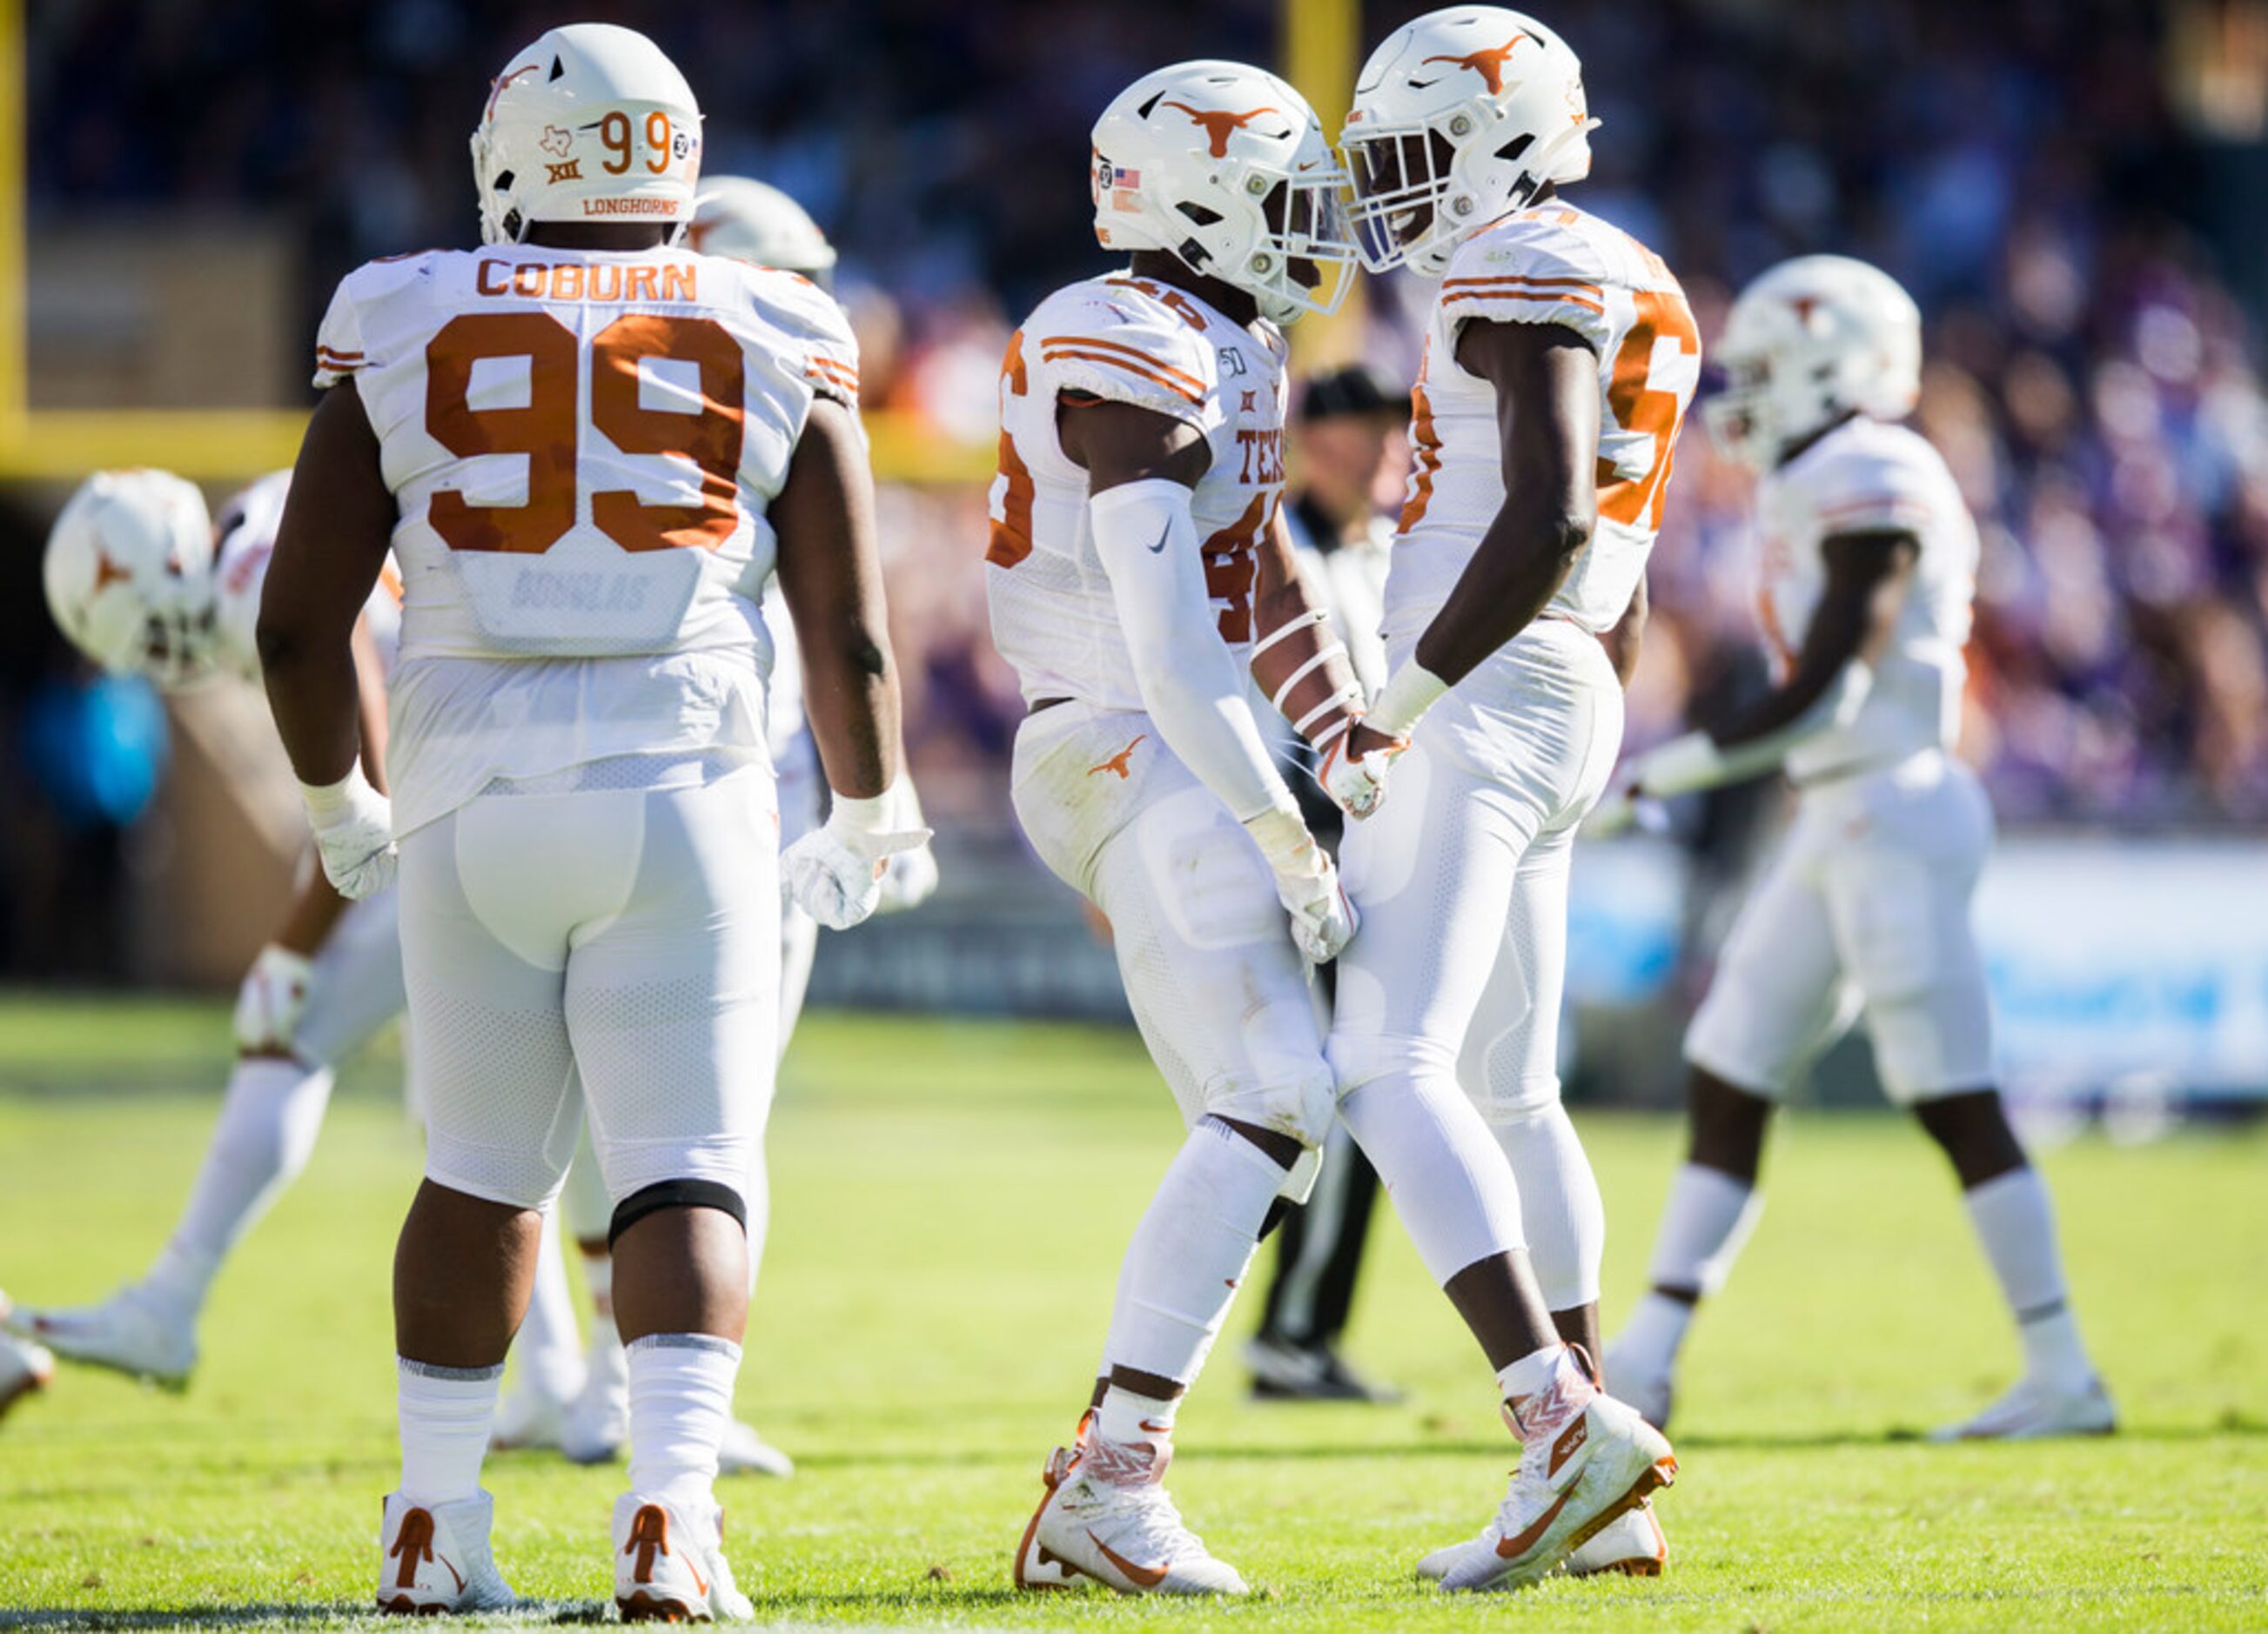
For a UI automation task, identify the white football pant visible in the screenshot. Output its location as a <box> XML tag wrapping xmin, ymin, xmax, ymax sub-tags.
<box><xmin>1685</xmin><ymin>747</ymin><xmax>1996</xmax><ymax>1103</ymax></box>
<box><xmin>1329</xmin><ymin>620</ymin><xmax>1623</xmax><ymax>1296</ymax></box>
<box><xmin>396</xmin><ymin>766</ymin><xmax>781</xmax><ymax>1214</ymax></box>
<box><xmin>1012</xmin><ymin>701</ymin><xmax>1336</xmax><ymax>1172</ymax></box>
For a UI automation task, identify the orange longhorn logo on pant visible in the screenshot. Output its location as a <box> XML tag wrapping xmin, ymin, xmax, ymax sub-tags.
<box><xmin>1088</xmin><ymin>734</ymin><xmax>1146</xmax><ymax>780</ymax></box>
<box><xmin>1423</xmin><ymin>35</ymin><xmax>1528</xmax><ymax>96</ymax></box>
<box><xmin>1159</xmin><ymin>102</ymin><xmax>1281</xmax><ymax>159</ymax></box>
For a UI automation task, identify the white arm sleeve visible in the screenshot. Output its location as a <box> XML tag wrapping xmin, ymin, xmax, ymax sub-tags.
<box><xmin>1632</xmin><ymin>659</ymin><xmax>1875</xmax><ymax>797</ymax></box>
<box><xmin>1090</xmin><ymin>479</ymin><xmax>1297</xmax><ymax>825</ymax></box>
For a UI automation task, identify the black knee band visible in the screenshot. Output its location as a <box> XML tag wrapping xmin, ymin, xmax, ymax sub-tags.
<box><xmin>607</xmin><ymin>1179</ymin><xmax>747</xmax><ymax>1251</ymax></box>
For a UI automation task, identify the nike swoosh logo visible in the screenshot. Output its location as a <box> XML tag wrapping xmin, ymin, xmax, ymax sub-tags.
<box><xmin>1495</xmin><ymin>1486</ymin><xmax>1577</xmax><ymax>1558</ymax></box>
<box><xmin>438</xmin><ymin>1554</ymin><xmax>465</xmax><ymax>1594</ymax></box>
<box><xmin>1089</xmin><ymin>1531</ymin><xmax>1170</xmax><ymax>1588</ymax></box>
<box><xmin>688</xmin><ymin>1558</ymin><xmax>709</xmax><ymax>1597</ymax></box>
<box><xmin>1145</xmin><ymin>522</ymin><xmax>1170</xmax><ymax>553</ymax></box>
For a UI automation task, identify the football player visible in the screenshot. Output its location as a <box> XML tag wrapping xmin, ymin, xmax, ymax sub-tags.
<box><xmin>513</xmin><ymin>173</ymin><xmax>935</xmax><ymax>1478</ymax></box>
<box><xmin>987</xmin><ymin>62</ymin><xmax>1372</xmax><ymax>1596</ymax></box>
<box><xmin>1600</xmin><ymin>256</ymin><xmax>2115</xmax><ymax>1443</ymax></box>
<box><xmin>1327</xmin><ymin>6</ymin><xmax>1694</xmax><ymax>1589</ymax></box>
<box><xmin>8</xmin><ymin>468</ymin><xmax>532</xmax><ymax>1393</ymax></box>
<box><xmin>252</xmin><ymin>24</ymin><xmax>917</xmax><ymax>1617</ymax></box>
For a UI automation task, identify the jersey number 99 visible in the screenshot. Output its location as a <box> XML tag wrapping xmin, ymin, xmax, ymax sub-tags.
<box><xmin>425</xmin><ymin>311</ymin><xmax>745</xmax><ymax>555</ymax></box>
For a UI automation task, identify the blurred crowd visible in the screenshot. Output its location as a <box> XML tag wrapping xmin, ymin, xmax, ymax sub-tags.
<box><xmin>13</xmin><ymin>0</ymin><xmax>2266</xmax><ymax>972</ymax></box>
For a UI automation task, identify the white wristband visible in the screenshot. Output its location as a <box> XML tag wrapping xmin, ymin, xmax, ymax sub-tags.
<box><xmin>1366</xmin><ymin>660</ymin><xmax>1449</xmax><ymax>739</ymax></box>
<box><xmin>299</xmin><ymin>764</ymin><xmax>383</xmax><ymax>824</ymax></box>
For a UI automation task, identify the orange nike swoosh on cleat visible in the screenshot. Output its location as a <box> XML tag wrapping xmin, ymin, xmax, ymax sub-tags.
<box><xmin>438</xmin><ymin>1555</ymin><xmax>464</xmax><ymax>1594</ymax></box>
<box><xmin>1494</xmin><ymin>1486</ymin><xmax>1577</xmax><ymax>1558</ymax></box>
<box><xmin>1088</xmin><ymin>1531</ymin><xmax>1170</xmax><ymax>1588</ymax></box>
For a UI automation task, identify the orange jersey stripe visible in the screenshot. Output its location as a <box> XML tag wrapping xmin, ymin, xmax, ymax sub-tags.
<box><xmin>1443</xmin><ymin>273</ymin><xmax>1601</xmax><ymax>291</ymax></box>
<box><xmin>1444</xmin><ymin>288</ymin><xmax>1607</xmax><ymax>315</ymax></box>
<box><xmin>1038</xmin><ymin>334</ymin><xmax>1205</xmax><ymax>394</ymax></box>
<box><xmin>1039</xmin><ymin>346</ymin><xmax>1204</xmax><ymax>405</ymax></box>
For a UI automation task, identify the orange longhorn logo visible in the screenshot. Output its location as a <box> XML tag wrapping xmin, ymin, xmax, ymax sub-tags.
<box><xmin>1088</xmin><ymin>733</ymin><xmax>1146</xmax><ymax>780</ymax></box>
<box><xmin>1422</xmin><ymin>34</ymin><xmax>1528</xmax><ymax>96</ymax></box>
<box><xmin>1159</xmin><ymin>101</ymin><xmax>1280</xmax><ymax>159</ymax></box>
<box><xmin>91</xmin><ymin>549</ymin><xmax>131</xmax><ymax>593</ymax></box>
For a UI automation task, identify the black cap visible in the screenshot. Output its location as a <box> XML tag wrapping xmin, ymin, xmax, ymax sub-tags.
<box><xmin>1298</xmin><ymin>364</ymin><xmax>1411</xmax><ymax>424</ymax></box>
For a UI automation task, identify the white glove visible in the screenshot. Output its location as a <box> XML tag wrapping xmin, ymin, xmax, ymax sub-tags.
<box><xmin>299</xmin><ymin>765</ymin><xmax>395</xmax><ymax>901</ymax></box>
<box><xmin>232</xmin><ymin>943</ymin><xmax>315</xmax><ymax>1055</ymax></box>
<box><xmin>1245</xmin><ymin>805</ymin><xmax>1359</xmax><ymax>964</ymax></box>
<box><xmin>874</xmin><ymin>778</ymin><xmax>941</xmax><ymax>915</ymax></box>
<box><xmin>783</xmin><ymin>780</ymin><xmax>932</xmax><ymax>931</ymax></box>
<box><xmin>1316</xmin><ymin>724</ymin><xmax>1402</xmax><ymax>820</ymax></box>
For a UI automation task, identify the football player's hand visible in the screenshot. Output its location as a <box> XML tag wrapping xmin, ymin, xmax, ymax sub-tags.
<box><xmin>232</xmin><ymin>943</ymin><xmax>315</xmax><ymax>1055</ymax></box>
<box><xmin>299</xmin><ymin>767</ymin><xmax>396</xmax><ymax>901</ymax></box>
<box><xmin>874</xmin><ymin>777</ymin><xmax>941</xmax><ymax>915</ymax></box>
<box><xmin>784</xmin><ymin>787</ymin><xmax>931</xmax><ymax>931</ymax></box>
<box><xmin>1318</xmin><ymin>719</ymin><xmax>1406</xmax><ymax>820</ymax></box>
<box><xmin>1245</xmin><ymin>805</ymin><xmax>1359</xmax><ymax>963</ymax></box>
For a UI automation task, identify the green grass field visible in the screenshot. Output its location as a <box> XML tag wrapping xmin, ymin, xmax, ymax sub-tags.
<box><xmin>1</xmin><ymin>999</ymin><xmax>2264</xmax><ymax>1630</ymax></box>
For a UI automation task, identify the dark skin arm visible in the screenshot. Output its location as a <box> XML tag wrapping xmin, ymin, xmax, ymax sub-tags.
<box><xmin>1348</xmin><ymin>319</ymin><xmax>1600</xmax><ymax>755</ymax></box>
<box><xmin>258</xmin><ymin>381</ymin><xmax>394</xmax><ymax>787</ymax></box>
<box><xmin>1705</xmin><ymin>530</ymin><xmax>1916</xmax><ymax>751</ymax></box>
<box><xmin>774</xmin><ymin>396</ymin><xmax>905</xmax><ymax>801</ymax></box>
<box><xmin>266</xmin><ymin>612</ymin><xmax>392</xmax><ymax>956</ymax></box>
<box><xmin>1056</xmin><ymin>393</ymin><xmax>1210</xmax><ymax>492</ymax></box>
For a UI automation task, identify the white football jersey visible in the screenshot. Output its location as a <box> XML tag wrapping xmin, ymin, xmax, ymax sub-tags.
<box><xmin>311</xmin><ymin>244</ymin><xmax>858</xmax><ymax>833</ymax></box>
<box><xmin>211</xmin><ymin>470</ymin><xmax>403</xmax><ymax>685</ymax></box>
<box><xmin>1755</xmin><ymin>416</ymin><xmax>1978</xmax><ymax>780</ymax></box>
<box><xmin>985</xmin><ymin>275</ymin><xmax>1290</xmax><ymax>710</ymax></box>
<box><xmin>1385</xmin><ymin>204</ymin><xmax>1700</xmax><ymax>646</ymax></box>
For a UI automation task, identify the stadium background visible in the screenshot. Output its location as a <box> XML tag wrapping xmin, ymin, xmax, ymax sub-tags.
<box><xmin>2</xmin><ymin>0</ymin><xmax>2265</xmax><ymax>1106</ymax></box>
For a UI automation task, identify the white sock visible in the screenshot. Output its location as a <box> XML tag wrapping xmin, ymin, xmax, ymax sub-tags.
<box><xmin>398</xmin><ymin>1357</ymin><xmax>501</xmax><ymax>1504</ymax></box>
<box><xmin>1101</xmin><ymin>1119</ymin><xmax>1280</xmax><ymax>1386</ymax></box>
<box><xmin>1963</xmin><ymin>1168</ymin><xmax>2094</xmax><ymax>1387</ymax></box>
<box><xmin>1646</xmin><ymin>1164</ymin><xmax>1763</xmax><ymax>1296</ymax></box>
<box><xmin>1339</xmin><ymin>1072</ymin><xmax>1527</xmax><ymax>1286</ymax></box>
<box><xmin>143</xmin><ymin>1059</ymin><xmax>335</xmax><ymax>1318</ymax></box>
<box><xmin>625</xmin><ymin>1334</ymin><xmax>742</xmax><ymax>1513</ymax></box>
<box><xmin>511</xmin><ymin>1207</ymin><xmax>583</xmax><ymax>1405</ymax></box>
<box><xmin>1488</xmin><ymin>1102</ymin><xmax>1604</xmax><ymax>1312</ymax></box>
<box><xmin>1611</xmin><ymin>1292</ymin><xmax>1695</xmax><ymax>1388</ymax></box>
<box><xmin>1495</xmin><ymin>1343</ymin><xmax>1571</xmax><ymax>1407</ymax></box>
<box><xmin>1095</xmin><ymin>1383</ymin><xmax>1176</xmax><ymax>1447</ymax></box>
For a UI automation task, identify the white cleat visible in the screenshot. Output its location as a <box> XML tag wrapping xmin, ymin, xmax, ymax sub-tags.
<box><xmin>614</xmin><ymin>1494</ymin><xmax>754</xmax><ymax>1623</ymax></box>
<box><xmin>0</xmin><ymin>1329</ymin><xmax>55</xmax><ymax>1424</ymax></box>
<box><xmin>718</xmin><ymin>1416</ymin><xmax>795</xmax><ymax>1478</ymax></box>
<box><xmin>1928</xmin><ymin>1374</ymin><xmax>2117</xmax><ymax>1442</ymax></box>
<box><xmin>1428</xmin><ymin>1358</ymin><xmax>1678</xmax><ymax>1594</ymax></box>
<box><xmin>1013</xmin><ymin>1423</ymin><xmax>1248</xmax><ymax>1597</ymax></box>
<box><xmin>3</xmin><ymin>1284</ymin><xmax>196</xmax><ymax>1388</ymax></box>
<box><xmin>1417</xmin><ymin>1497</ymin><xmax>1667</xmax><ymax>1583</ymax></box>
<box><xmin>488</xmin><ymin>1382</ymin><xmax>574</xmax><ymax>1453</ymax></box>
<box><xmin>375</xmin><ymin>1490</ymin><xmax>517</xmax><ymax>1616</ymax></box>
<box><xmin>1563</xmin><ymin>1499</ymin><xmax>1668</xmax><ymax>1577</ymax></box>
<box><xmin>1600</xmin><ymin>1336</ymin><xmax>1674</xmax><ymax>1433</ymax></box>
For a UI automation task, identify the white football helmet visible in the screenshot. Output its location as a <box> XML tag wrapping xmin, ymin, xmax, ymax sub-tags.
<box><xmin>1090</xmin><ymin>60</ymin><xmax>1356</xmax><ymax>326</ymax></box>
<box><xmin>44</xmin><ymin>469</ymin><xmax>220</xmax><ymax>690</ymax></box>
<box><xmin>471</xmin><ymin>23</ymin><xmax>701</xmax><ymax>247</ymax></box>
<box><xmin>1704</xmin><ymin>255</ymin><xmax>1923</xmax><ymax>470</ymax></box>
<box><xmin>689</xmin><ymin>176</ymin><xmax>837</xmax><ymax>283</ymax></box>
<box><xmin>1341</xmin><ymin>6</ymin><xmax>1597</xmax><ymax>278</ymax></box>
